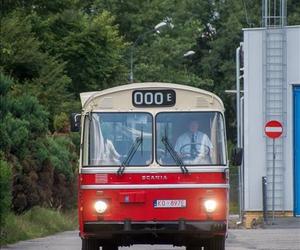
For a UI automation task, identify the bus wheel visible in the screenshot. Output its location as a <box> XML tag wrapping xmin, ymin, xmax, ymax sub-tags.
<box><xmin>101</xmin><ymin>245</ymin><xmax>118</xmax><ymax>250</ymax></box>
<box><xmin>207</xmin><ymin>236</ymin><xmax>225</xmax><ymax>250</ymax></box>
<box><xmin>82</xmin><ymin>239</ymin><xmax>98</xmax><ymax>250</ymax></box>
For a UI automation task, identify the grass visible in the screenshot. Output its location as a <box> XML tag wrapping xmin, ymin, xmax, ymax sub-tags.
<box><xmin>230</xmin><ymin>202</ymin><xmax>239</xmax><ymax>214</ymax></box>
<box><xmin>0</xmin><ymin>207</ymin><xmax>77</xmax><ymax>246</ymax></box>
<box><xmin>0</xmin><ymin>203</ymin><xmax>239</xmax><ymax>246</ymax></box>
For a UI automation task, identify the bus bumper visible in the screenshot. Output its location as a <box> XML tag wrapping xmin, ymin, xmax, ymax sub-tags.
<box><xmin>82</xmin><ymin>220</ymin><xmax>226</xmax><ymax>243</ymax></box>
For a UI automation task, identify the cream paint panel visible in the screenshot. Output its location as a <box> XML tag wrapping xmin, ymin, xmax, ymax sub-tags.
<box><xmin>80</xmin><ymin>83</ymin><xmax>224</xmax><ymax>112</ymax></box>
<box><xmin>244</xmin><ymin>30</ymin><xmax>266</xmax><ymax>211</ymax></box>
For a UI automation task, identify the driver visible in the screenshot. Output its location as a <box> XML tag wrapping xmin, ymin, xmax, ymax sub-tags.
<box><xmin>174</xmin><ymin>120</ymin><xmax>213</xmax><ymax>163</ymax></box>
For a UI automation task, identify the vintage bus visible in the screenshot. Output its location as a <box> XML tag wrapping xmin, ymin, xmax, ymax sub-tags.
<box><xmin>72</xmin><ymin>82</ymin><xmax>230</xmax><ymax>250</ymax></box>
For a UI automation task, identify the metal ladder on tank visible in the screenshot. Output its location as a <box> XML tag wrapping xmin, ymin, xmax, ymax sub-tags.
<box><xmin>262</xmin><ymin>0</ymin><xmax>287</xmax><ymax>215</ymax></box>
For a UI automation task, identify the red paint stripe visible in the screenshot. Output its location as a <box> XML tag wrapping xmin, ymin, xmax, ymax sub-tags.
<box><xmin>80</xmin><ymin>172</ymin><xmax>226</xmax><ymax>185</ymax></box>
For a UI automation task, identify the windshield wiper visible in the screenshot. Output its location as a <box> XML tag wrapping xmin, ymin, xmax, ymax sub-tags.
<box><xmin>117</xmin><ymin>136</ymin><xmax>143</xmax><ymax>175</ymax></box>
<box><xmin>161</xmin><ymin>136</ymin><xmax>188</xmax><ymax>174</ymax></box>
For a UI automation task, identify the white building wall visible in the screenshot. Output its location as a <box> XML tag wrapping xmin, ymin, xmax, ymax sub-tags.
<box><xmin>243</xmin><ymin>26</ymin><xmax>300</xmax><ymax>211</ymax></box>
<box><xmin>243</xmin><ymin>29</ymin><xmax>266</xmax><ymax>211</ymax></box>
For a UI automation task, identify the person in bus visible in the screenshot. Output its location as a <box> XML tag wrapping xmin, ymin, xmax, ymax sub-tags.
<box><xmin>89</xmin><ymin>119</ymin><xmax>121</xmax><ymax>166</ymax></box>
<box><xmin>174</xmin><ymin>120</ymin><xmax>213</xmax><ymax>164</ymax></box>
<box><xmin>100</xmin><ymin>128</ymin><xmax>121</xmax><ymax>165</ymax></box>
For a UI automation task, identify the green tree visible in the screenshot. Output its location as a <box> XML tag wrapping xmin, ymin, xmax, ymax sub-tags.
<box><xmin>1</xmin><ymin>0</ymin><xmax>77</xmax><ymax>15</ymax></box>
<box><xmin>288</xmin><ymin>0</ymin><xmax>300</xmax><ymax>25</ymax></box>
<box><xmin>90</xmin><ymin>0</ymin><xmax>214</xmax><ymax>87</ymax></box>
<box><xmin>0</xmin><ymin>73</ymin><xmax>77</xmax><ymax>213</ymax></box>
<box><xmin>0</xmin><ymin>12</ymin><xmax>72</xmax><ymax>116</ymax></box>
<box><xmin>30</xmin><ymin>9</ymin><xmax>127</xmax><ymax>94</ymax></box>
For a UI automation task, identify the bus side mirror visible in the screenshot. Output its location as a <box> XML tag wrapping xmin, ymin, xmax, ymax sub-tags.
<box><xmin>231</xmin><ymin>147</ymin><xmax>243</xmax><ymax>166</ymax></box>
<box><xmin>70</xmin><ymin>113</ymin><xmax>81</xmax><ymax>132</ymax></box>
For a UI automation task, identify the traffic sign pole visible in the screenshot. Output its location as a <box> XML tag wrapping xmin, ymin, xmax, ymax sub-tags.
<box><xmin>264</xmin><ymin>120</ymin><xmax>283</xmax><ymax>225</ymax></box>
<box><xmin>272</xmin><ymin>138</ymin><xmax>275</xmax><ymax>224</ymax></box>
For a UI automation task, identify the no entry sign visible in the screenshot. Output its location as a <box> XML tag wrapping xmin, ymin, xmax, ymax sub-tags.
<box><xmin>265</xmin><ymin>120</ymin><xmax>283</xmax><ymax>224</ymax></box>
<box><xmin>265</xmin><ymin>120</ymin><xmax>283</xmax><ymax>139</ymax></box>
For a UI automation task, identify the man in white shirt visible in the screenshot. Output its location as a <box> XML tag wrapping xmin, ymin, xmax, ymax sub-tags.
<box><xmin>174</xmin><ymin>120</ymin><xmax>213</xmax><ymax>164</ymax></box>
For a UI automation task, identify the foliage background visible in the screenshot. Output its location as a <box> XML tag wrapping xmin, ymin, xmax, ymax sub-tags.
<box><xmin>0</xmin><ymin>0</ymin><xmax>299</xmax><ymax>232</ymax></box>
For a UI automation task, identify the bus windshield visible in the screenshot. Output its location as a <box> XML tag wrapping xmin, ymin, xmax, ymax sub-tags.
<box><xmin>156</xmin><ymin>112</ymin><xmax>226</xmax><ymax>166</ymax></box>
<box><xmin>83</xmin><ymin>112</ymin><xmax>152</xmax><ymax>166</ymax></box>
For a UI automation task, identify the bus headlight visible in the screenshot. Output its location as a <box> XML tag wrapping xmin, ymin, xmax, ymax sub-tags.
<box><xmin>94</xmin><ymin>200</ymin><xmax>108</xmax><ymax>214</ymax></box>
<box><xmin>204</xmin><ymin>199</ymin><xmax>217</xmax><ymax>213</ymax></box>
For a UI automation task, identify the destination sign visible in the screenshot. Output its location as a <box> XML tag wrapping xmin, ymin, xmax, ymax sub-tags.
<box><xmin>132</xmin><ymin>90</ymin><xmax>176</xmax><ymax>107</ymax></box>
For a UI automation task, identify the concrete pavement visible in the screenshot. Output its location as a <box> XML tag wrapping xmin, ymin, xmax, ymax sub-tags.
<box><xmin>1</xmin><ymin>228</ymin><xmax>300</xmax><ymax>250</ymax></box>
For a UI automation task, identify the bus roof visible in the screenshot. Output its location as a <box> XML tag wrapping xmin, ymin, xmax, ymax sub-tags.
<box><xmin>80</xmin><ymin>82</ymin><xmax>224</xmax><ymax>112</ymax></box>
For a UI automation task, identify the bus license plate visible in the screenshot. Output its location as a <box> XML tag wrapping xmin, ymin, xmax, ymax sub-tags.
<box><xmin>154</xmin><ymin>199</ymin><xmax>186</xmax><ymax>208</ymax></box>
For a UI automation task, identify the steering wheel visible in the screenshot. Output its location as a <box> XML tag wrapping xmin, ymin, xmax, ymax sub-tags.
<box><xmin>179</xmin><ymin>143</ymin><xmax>210</xmax><ymax>160</ymax></box>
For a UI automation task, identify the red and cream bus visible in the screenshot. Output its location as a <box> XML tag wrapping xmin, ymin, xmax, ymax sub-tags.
<box><xmin>72</xmin><ymin>82</ymin><xmax>230</xmax><ymax>250</ymax></box>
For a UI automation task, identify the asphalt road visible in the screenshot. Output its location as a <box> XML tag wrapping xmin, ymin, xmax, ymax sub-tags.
<box><xmin>1</xmin><ymin>229</ymin><xmax>300</xmax><ymax>250</ymax></box>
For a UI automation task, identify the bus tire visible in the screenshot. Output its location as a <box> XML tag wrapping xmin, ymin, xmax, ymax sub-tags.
<box><xmin>102</xmin><ymin>244</ymin><xmax>118</xmax><ymax>250</ymax></box>
<box><xmin>208</xmin><ymin>236</ymin><xmax>225</xmax><ymax>250</ymax></box>
<box><xmin>186</xmin><ymin>246</ymin><xmax>201</xmax><ymax>250</ymax></box>
<box><xmin>82</xmin><ymin>239</ymin><xmax>98</xmax><ymax>250</ymax></box>
<box><xmin>186</xmin><ymin>243</ymin><xmax>205</xmax><ymax>250</ymax></box>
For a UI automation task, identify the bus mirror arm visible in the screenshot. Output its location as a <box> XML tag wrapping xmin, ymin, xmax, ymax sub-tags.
<box><xmin>70</xmin><ymin>113</ymin><xmax>81</xmax><ymax>132</ymax></box>
<box><xmin>231</xmin><ymin>147</ymin><xmax>243</xmax><ymax>166</ymax></box>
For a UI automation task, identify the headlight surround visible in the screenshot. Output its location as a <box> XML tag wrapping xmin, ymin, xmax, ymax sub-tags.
<box><xmin>94</xmin><ymin>200</ymin><xmax>108</xmax><ymax>214</ymax></box>
<box><xmin>204</xmin><ymin>199</ymin><xmax>217</xmax><ymax>213</ymax></box>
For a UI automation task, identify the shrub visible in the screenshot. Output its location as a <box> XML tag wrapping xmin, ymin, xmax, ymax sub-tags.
<box><xmin>0</xmin><ymin>114</ymin><xmax>30</xmax><ymax>157</ymax></box>
<box><xmin>0</xmin><ymin>158</ymin><xmax>12</xmax><ymax>225</ymax></box>
<box><xmin>10</xmin><ymin>95</ymin><xmax>49</xmax><ymax>136</ymax></box>
<box><xmin>53</xmin><ymin>112</ymin><xmax>69</xmax><ymax>133</ymax></box>
<box><xmin>46</xmin><ymin>136</ymin><xmax>77</xmax><ymax>180</ymax></box>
